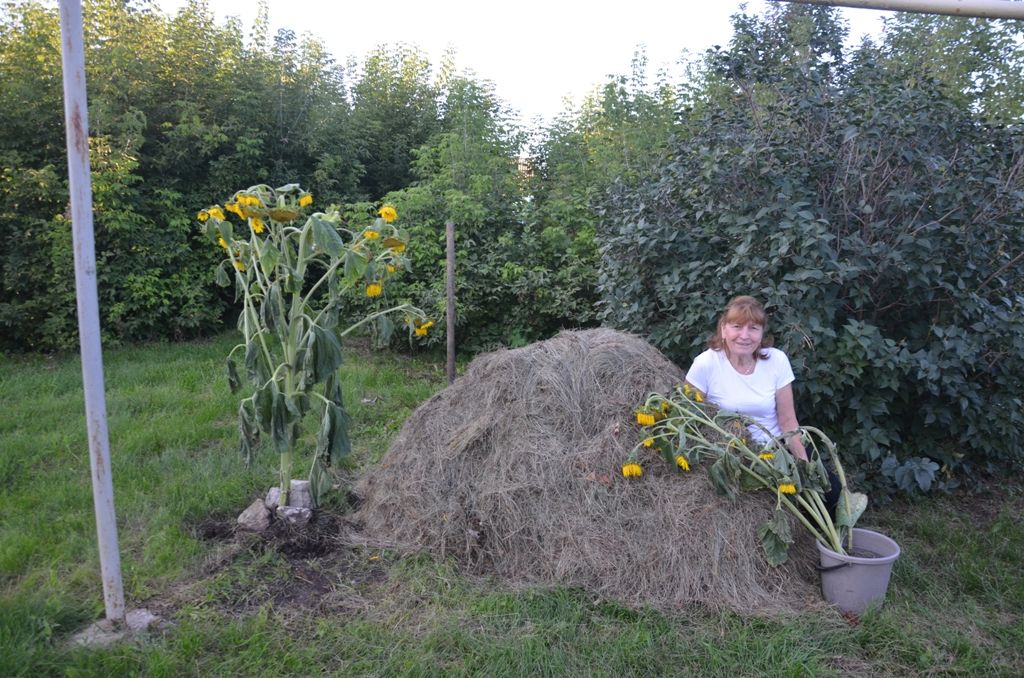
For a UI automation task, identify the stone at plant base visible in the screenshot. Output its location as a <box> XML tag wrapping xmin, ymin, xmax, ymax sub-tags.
<box><xmin>237</xmin><ymin>497</ymin><xmax>272</xmax><ymax>532</ymax></box>
<box><xmin>70</xmin><ymin>608</ymin><xmax>162</xmax><ymax>647</ymax></box>
<box><xmin>287</xmin><ymin>480</ymin><xmax>313</xmax><ymax>508</ymax></box>
<box><xmin>265</xmin><ymin>480</ymin><xmax>313</xmax><ymax>510</ymax></box>
<box><xmin>277</xmin><ymin>505</ymin><xmax>313</xmax><ymax>527</ymax></box>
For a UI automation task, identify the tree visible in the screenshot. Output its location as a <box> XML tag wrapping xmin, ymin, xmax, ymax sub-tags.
<box><xmin>0</xmin><ymin>0</ymin><xmax>363</xmax><ymax>350</ymax></box>
<box><xmin>350</xmin><ymin>45</ymin><xmax>440</xmax><ymax>199</ymax></box>
<box><xmin>880</xmin><ymin>13</ymin><xmax>1024</xmax><ymax>123</ymax></box>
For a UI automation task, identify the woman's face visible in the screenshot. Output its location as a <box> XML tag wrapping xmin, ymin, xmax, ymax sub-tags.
<box><xmin>721</xmin><ymin>319</ymin><xmax>764</xmax><ymax>358</ymax></box>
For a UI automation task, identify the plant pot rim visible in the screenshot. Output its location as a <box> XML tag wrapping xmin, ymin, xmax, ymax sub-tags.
<box><xmin>817</xmin><ymin>527</ymin><xmax>900</xmax><ymax>565</ymax></box>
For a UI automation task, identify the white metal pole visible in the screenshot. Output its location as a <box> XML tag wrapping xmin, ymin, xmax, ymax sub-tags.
<box><xmin>58</xmin><ymin>0</ymin><xmax>125</xmax><ymax>624</ymax></box>
<box><xmin>775</xmin><ymin>0</ymin><xmax>1024</xmax><ymax>19</ymax></box>
<box><xmin>445</xmin><ymin>220</ymin><xmax>456</xmax><ymax>385</ymax></box>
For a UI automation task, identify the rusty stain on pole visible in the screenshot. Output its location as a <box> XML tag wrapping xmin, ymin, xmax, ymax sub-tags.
<box><xmin>58</xmin><ymin>0</ymin><xmax>125</xmax><ymax>624</ymax></box>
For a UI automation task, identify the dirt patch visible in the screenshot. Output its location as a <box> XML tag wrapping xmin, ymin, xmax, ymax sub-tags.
<box><xmin>152</xmin><ymin>512</ymin><xmax>391</xmax><ymax>619</ymax></box>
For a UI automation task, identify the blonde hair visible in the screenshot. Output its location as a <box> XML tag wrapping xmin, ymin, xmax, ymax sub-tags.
<box><xmin>708</xmin><ymin>295</ymin><xmax>773</xmax><ymax>359</ymax></box>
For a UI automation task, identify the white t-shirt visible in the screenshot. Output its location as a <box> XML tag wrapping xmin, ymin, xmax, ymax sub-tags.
<box><xmin>684</xmin><ymin>347</ymin><xmax>795</xmax><ymax>443</ymax></box>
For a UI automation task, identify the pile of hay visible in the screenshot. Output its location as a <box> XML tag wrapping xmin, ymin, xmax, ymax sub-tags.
<box><xmin>352</xmin><ymin>328</ymin><xmax>820</xmax><ymax>614</ymax></box>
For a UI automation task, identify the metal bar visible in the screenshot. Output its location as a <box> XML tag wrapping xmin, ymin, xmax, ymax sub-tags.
<box><xmin>58</xmin><ymin>0</ymin><xmax>125</xmax><ymax>624</ymax></box>
<box><xmin>774</xmin><ymin>0</ymin><xmax>1024</xmax><ymax>19</ymax></box>
<box><xmin>445</xmin><ymin>220</ymin><xmax>456</xmax><ymax>385</ymax></box>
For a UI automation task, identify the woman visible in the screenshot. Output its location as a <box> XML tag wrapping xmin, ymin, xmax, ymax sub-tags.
<box><xmin>685</xmin><ymin>295</ymin><xmax>840</xmax><ymax>511</ymax></box>
<box><xmin>684</xmin><ymin>295</ymin><xmax>806</xmax><ymax>460</ymax></box>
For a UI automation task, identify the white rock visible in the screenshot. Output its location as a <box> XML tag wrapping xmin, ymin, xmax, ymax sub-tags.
<box><xmin>277</xmin><ymin>505</ymin><xmax>313</xmax><ymax>527</ymax></box>
<box><xmin>288</xmin><ymin>480</ymin><xmax>313</xmax><ymax>509</ymax></box>
<box><xmin>264</xmin><ymin>480</ymin><xmax>313</xmax><ymax>510</ymax></box>
<box><xmin>237</xmin><ymin>498</ymin><xmax>271</xmax><ymax>532</ymax></box>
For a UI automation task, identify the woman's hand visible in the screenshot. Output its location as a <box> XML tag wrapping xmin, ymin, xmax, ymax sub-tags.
<box><xmin>775</xmin><ymin>384</ymin><xmax>808</xmax><ymax>461</ymax></box>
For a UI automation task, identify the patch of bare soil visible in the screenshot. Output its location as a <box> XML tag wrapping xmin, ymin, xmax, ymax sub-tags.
<box><xmin>146</xmin><ymin>512</ymin><xmax>391</xmax><ymax>620</ymax></box>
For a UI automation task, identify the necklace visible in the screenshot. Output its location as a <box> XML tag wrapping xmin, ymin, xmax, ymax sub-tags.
<box><xmin>732</xmin><ymin>359</ymin><xmax>756</xmax><ymax>375</ymax></box>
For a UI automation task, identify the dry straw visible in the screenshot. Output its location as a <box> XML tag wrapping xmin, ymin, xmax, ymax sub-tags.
<box><xmin>352</xmin><ymin>328</ymin><xmax>821</xmax><ymax>614</ymax></box>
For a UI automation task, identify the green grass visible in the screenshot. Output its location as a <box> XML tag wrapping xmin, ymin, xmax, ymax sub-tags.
<box><xmin>1</xmin><ymin>336</ymin><xmax>1022</xmax><ymax>677</ymax></box>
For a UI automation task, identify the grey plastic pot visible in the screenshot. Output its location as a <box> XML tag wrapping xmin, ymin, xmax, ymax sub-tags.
<box><xmin>816</xmin><ymin>527</ymin><xmax>900</xmax><ymax>615</ymax></box>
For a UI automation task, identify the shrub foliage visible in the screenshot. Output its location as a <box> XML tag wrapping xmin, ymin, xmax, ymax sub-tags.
<box><xmin>598</xmin><ymin>7</ymin><xmax>1024</xmax><ymax>490</ymax></box>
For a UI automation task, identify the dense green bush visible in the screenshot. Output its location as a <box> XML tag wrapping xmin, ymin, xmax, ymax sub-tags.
<box><xmin>598</xmin><ymin>7</ymin><xmax>1024</xmax><ymax>492</ymax></box>
<box><xmin>0</xmin><ymin>1</ymin><xmax>418</xmax><ymax>351</ymax></box>
<box><xmin>361</xmin><ymin>75</ymin><xmax>599</xmax><ymax>352</ymax></box>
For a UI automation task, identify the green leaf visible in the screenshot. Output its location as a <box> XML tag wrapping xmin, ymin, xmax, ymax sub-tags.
<box><xmin>308</xmin><ymin>458</ymin><xmax>331</xmax><ymax>509</ymax></box>
<box><xmin>284</xmin><ymin>393</ymin><xmax>308</xmax><ymax>419</ymax></box>
<box><xmin>261</xmin><ymin>282</ymin><xmax>286</xmax><ymax>336</ymax></box>
<box><xmin>259</xmin><ymin>241</ymin><xmax>280</xmax><ymax>277</ymax></box>
<box><xmin>312</xmin><ymin>325</ymin><xmax>344</xmax><ymax>382</ymax></box>
<box><xmin>238</xmin><ymin>400</ymin><xmax>260</xmax><ymax>465</ymax></box>
<box><xmin>243</xmin><ymin>340</ymin><xmax>261</xmax><ymax>382</ymax></box>
<box><xmin>253</xmin><ymin>381</ymin><xmax>275</xmax><ymax>430</ymax></box>
<box><xmin>758</xmin><ymin>509</ymin><xmax>793</xmax><ymax>567</ymax></box>
<box><xmin>226</xmin><ymin>358</ymin><xmax>241</xmax><ymax>393</ymax></box>
<box><xmin>270</xmin><ymin>388</ymin><xmax>292</xmax><ymax>454</ymax></box>
<box><xmin>798</xmin><ymin>458</ymin><xmax>831</xmax><ymax>494</ymax></box>
<box><xmin>375</xmin><ymin>314</ymin><xmax>394</xmax><ymax>347</ymax></box>
<box><xmin>709</xmin><ymin>456</ymin><xmax>738</xmax><ymax>499</ymax></box>
<box><xmin>343</xmin><ymin>249</ymin><xmax>368</xmax><ymax>284</ymax></box>
<box><xmin>316</xmin><ymin>401</ymin><xmax>351</xmax><ymax>465</ymax></box>
<box><xmin>835</xmin><ymin>490</ymin><xmax>868</xmax><ymax>530</ymax></box>
<box><xmin>216</xmin><ymin>220</ymin><xmax>234</xmax><ymax>242</ymax></box>
<box><xmin>214</xmin><ymin>261</ymin><xmax>231</xmax><ymax>287</ymax></box>
<box><xmin>738</xmin><ymin>471</ymin><xmax>763</xmax><ymax>492</ymax></box>
<box><xmin>311</xmin><ymin>216</ymin><xmax>345</xmax><ymax>257</ymax></box>
<box><xmin>282</xmin><ymin>268</ymin><xmax>302</xmax><ymax>294</ymax></box>
<box><xmin>323</xmin><ymin>372</ymin><xmax>342</xmax><ymax>405</ymax></box>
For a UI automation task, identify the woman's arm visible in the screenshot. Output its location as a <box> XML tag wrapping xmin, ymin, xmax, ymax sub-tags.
<box><xmin>775</xmin><ymin>383</ymin><xmax>807</xmax><ymax>461</ymax></box>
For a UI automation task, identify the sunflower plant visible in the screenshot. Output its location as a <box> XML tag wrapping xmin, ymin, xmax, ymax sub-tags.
<box><xmin>625</xmin><ymin>385</ymin><xmax>868</xmax><ymax>566</ymax></box>
<box><xmin>198</xmin><ymin>184</ymin><xmax>429</xmax><ymax>507</ymax></box>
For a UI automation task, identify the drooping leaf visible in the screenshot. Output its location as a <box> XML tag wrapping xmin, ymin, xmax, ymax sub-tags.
<box><xmin>738</xmin><ymin>469</ymin><xmax>764</xmax><ymax>492</ymax></box>
<box><xmin>316</xmin><ymin>401</ymin><xmax>351</xmax><ymax>465</ymax></box>
<box><xmin>214</xmin><ymin>261</ymin><xmax>231</xmax><ymax>287</ymax></box>
<box><xmin>758</xmin><ymin>509</ymin><xmax>793</xmax><ymax>567</ymax></box>
<box><xmin>284</xmin><ymin>393</ymin><xmax>309</xmax><ymax>419</ymax></box>
<box><xmin>343</xmin><ymin>249</ymin><xmax>368</xmax><ymax>284</ymax></box>
<box><xmin>308</xmin><ymin>458</ymin><xmax>331</xmax><ymax>508</ymax></box>
<box><xmin>243</xmin><ymin>340</ymin><xmax>260</xmax><ymax>382</ymax></box>
<box><xmin>375</xmin><ymin>314</ymin><xmax>394</xmax><ymax>348</ymax></box>
<box><xmin>253</xmin><ymin>380</ymin><xmax>275</xmax><ymax>430</ymax></box>
<box><xmin>270</xmin><ymin>388</ymin><xmax>293</xmax><ymax>454</ymax></box>
<box><xmin>261</xmin><ymin>282</ymin><xmax>286</xmax><ymax>336</ymax></box>
<box><xmin>312</xmin><ymin>325</ymin><xmax>344</xmax><ymax>382</ymax></box>
<box><xmin>238</xmin><ymin>400</ymin><xmax>260</xmax><ymax>465</ymax></box>
<box><xmin>259</xmin><ymin>240</ymin><xmax>280</xmax><ymax>277</ymax></box>
<box><xmin>323</xmin><ymin>372</ymin><xmax>342</xmax><ymax>405</ymax></box>
<box><xmin>311</xmin><ymin>216</ymin><xmax>345</xmax><ymax>257</ymax></box>
<box><xmin>709</xmin><ymin>456</ymin><xmax>738</xmax><ymax>499</ymax></box>
<box><xmin>226</xmin><ymin>357</ymin><xmax>241</xmax><ymax>393</ymax></box>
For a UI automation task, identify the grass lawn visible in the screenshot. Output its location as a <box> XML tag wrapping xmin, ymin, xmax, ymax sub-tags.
<box><xmin>1</xmin><ymin>335</ymin><xmax>1021</xmax><ymax>676</ymax></box>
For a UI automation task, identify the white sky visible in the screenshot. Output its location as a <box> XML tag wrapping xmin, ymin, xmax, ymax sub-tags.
<box><xmin>154</xmin><ymin>0</ymin><xmax>892</xmax><ymax>125</ymax></box>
